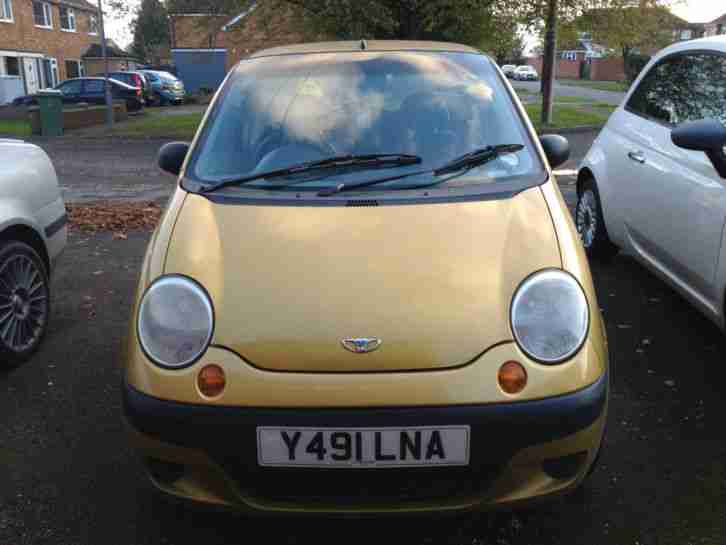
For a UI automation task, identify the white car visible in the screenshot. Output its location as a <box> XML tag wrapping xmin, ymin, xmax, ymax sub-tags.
<box><xmin>576</xmin><ymin>35</ymin><xmax>726</xmax><ymax>329</ymax></box>
<box><xmin>501</xmin><ymin>64</ymin><xmax>517</xmax><ymax>78</ymax></box>
<box><xmin>514</xmin><ymin>66</ymin><xmax>539</xmax><ymax>81</ymax></box>
<box><xmin>0</xmin><ymin>139</ymin><xmax>66</xmax><ymax>366</ymax></box>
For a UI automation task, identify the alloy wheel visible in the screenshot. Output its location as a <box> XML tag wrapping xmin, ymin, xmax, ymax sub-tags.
<box><xmin>0</xmin><ymin>252</ymin><xmax>48</xmax><ymax>353</ymax></box>
<box><xmin>576</xmin><ymin>189</ymin><xmax>598</xmax><ymax>249</ymax></box>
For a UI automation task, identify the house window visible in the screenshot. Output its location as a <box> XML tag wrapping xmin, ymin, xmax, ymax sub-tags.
<box><xmin>65</xmin><ymin>59</ymin><xmax>83</xmax><ymax>79</ymax></box>
<box><xmin>718</xmin><ymin>24</ymin><xmax>725</xmax><ymax>35</ymax></box>
<box><xmin>680</xmin><ymin>29</ymin><xmax>692</xmax><ymax>40</ymax></box>
<box><xmin>60</xmin><ymin>6</ymin><xmax>76</xmax><ymax>31</ymax></box>
<box><xmin>89</xmin><ymin>14</ymin><xmax>99</xmax><ymax>35</ymax></box>
<box><xmin>0</xmin><ymin>0</ymin><xmax>13</xmax><ymax>22</ymax></box>
<box><xmin>41</xmin><ymin>58</ymin><xmax>59</xmax><ymax>87</ymax></box>
<box><xmin>5</xmin><ymin>56</ymin><xmax>20</xmax><ymax>76</ymax></box>
<box><xmin>33</xmin><ymin>1</ymin><xmax>52</xmax><ymax>28</ymax></box>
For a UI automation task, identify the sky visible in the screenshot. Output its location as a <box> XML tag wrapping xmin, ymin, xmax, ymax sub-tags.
<box><xmin>105</xmin><ymin>0</ymin><xmax>725</xmax><ymax>49</ymax></box>
<box><xmin>671</xmin><ymin>0</ymin><xmax>725</xmax><ymax>23</ymax></box>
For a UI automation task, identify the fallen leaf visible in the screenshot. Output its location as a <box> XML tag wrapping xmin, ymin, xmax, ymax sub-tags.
<box><xmin>67</xmin><ymin>201</ymin><xmax>162</xmax><ymax>234</ymax></box>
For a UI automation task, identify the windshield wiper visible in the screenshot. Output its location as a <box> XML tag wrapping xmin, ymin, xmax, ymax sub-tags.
<box><xmin>318</xmin><ymin>144</ymin><xmax>524</xmax><ymax>196</ymax></box>
<box><xmin>200</xmin><ymin>154</ymin><xmax>422</xmax><ymax>194</ymax></box>
<box><xmin>433</xmin><ymin>144</ymin><xmax>524</xmax><ymax>176</ymax></box>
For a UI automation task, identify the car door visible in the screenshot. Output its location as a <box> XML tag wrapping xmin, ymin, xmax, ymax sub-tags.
<box><xmin>613</xmin><ymin>50</ymin><xmax>726</xmax><ymax>306</ymax></box>
<box><xmin>56</xmin><ymin>79</ymin><xmax>83</xmax><ymax>104</ymax></box>
<box><xmin>82</xmin><ymin>79</ymin><xmax>106</xmax><ymax>105</ymax></box>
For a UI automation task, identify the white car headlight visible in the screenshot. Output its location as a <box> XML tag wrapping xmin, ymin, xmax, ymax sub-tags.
<box><xmin>510</xmin><ymin>269</ymin><xmax>589</xmax><ymax>364</ymax></box>
<box><xmin>137</xmin><ymin>275</ymin><xmax>214</xmax><ymax>368</ymax></box>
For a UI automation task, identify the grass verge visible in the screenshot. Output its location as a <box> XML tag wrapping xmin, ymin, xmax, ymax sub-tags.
<box><xmin>109</xmin><ymin>112</ymin><xmax>204</xmax><ymax>138</ymax></box>
<box><xmin>559</xmin><ymin>79</ymin><xmax>629</xmax><ymax>93</ymax></box>
<box><xmin>554</xmin><ymin>95</ymin><xmax>590</xmax><ymax>103</ymax></box>
<box><xmin>524</xmin><ymin>104</ymin><xmax>609</xmax><ymax>131</ymax></box>
<box><xmin>0</xmin><ymin>119</ymin><xmax>32</xmax><ymax>138</ymax></box>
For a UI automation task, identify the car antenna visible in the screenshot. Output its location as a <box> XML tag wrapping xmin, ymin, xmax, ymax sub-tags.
<box><xmin>360</xmin><ymin>39</ymin><xmax>368</xmax><ymax>51</ymax></box>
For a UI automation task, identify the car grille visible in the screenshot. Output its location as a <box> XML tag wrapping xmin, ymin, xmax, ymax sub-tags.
<box><xmin>216</xmin><ymin>462</ymin><xmax>502</xmax><ymax>507</ymax></box>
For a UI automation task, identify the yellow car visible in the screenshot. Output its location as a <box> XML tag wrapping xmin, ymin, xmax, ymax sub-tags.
<box><xmin>122</xmin><ymin>41</ymin><xmax>609</xmax><ymax>515</ymax></box>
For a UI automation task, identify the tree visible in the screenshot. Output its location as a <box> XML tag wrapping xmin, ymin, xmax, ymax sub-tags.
<box><xmin>569</xmin><ymin>1</ymin><xmax>681</xmax><ymax>80</ymax></box>
<box><xmin>130</xmin><ymin>0</ymin><xmax>170</xmax><ymax>63</ymax></box>
<box><xmin>479</xmin><ymin>8</ymin><xmax>527</xmax><ymax>65</ymax></box>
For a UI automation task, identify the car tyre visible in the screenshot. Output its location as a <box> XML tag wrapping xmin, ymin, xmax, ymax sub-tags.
<box><xmin>575</xmin><ymin>179</ymin><xmax>619</xmax><ymax>260</ymax></box>
<box><xmin>0</xmin><ymin>241</ymin><xmax>50</xmax><ymax>368</ymax></box>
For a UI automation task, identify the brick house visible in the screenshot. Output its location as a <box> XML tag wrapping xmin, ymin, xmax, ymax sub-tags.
<box><xmin>703</xmin><ymin>13</ymin><xmax>726</xmax><ymax>38</ymax></box>
<box><xmin>0</xmin><ymin>0</ymin><xmax>102</xmax><ymax>103</ymax></box>
<box><xmin>82</xmin><ymin>40</ymin><xmax>140</xmax><ymax>77</ymax></box>
<box><xmin>168</xmin><ymin>1</ymin><xmax>312</xmax><ymax>92</ymax></box>
<box><xmin>528</xmin><ymin>11</ymin><xmax>726</xmax><ymax>83</ymax></box>
<box><xmin>169</xmin><ymin>1</ymin><xmax>307</xmax><ymax>71</ymax></box>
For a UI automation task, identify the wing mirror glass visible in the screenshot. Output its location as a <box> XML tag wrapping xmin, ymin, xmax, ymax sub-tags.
<box><xmin>671</xmin><ymin>119</ymin><xmax>726</xmax><ymax>178</ymax></box>
<box><xmin>539</xmin><ymin>134</ymin><xmax>571</xmax><ymax>169</ymax></box>
<box><xmin>158</xmin><ymin>142</ymin><xmax>190</xmax><ymax>176</ymax></box>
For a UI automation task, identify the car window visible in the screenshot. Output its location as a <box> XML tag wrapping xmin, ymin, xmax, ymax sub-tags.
<box><xmin>189</xmin><ymin>51</ymin><xmax>543</xmax><ymax>194</ymax></box>
<box><xmin>111</xmin><ymin>73</ymin><xmax>130</xmax><ymax>84</ymax></box>
<box><xmin>57</xmin><ymin>80</ymin><xmax>82</xmax><ymax>95</ymax></box>
<box><xmin>84</xmin><ymin>80</ymin><xmax>104</xmax><ymax>94</ymax></box>
<box><xmin>627</xmin><ymin>52</ymin><xmax>726</xmax><ymax>127</ymax></box>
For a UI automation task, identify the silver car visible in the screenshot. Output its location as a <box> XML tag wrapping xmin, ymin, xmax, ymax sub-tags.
<box><xmin>576</xmin><ymin>35</ymin><xmax>726</xmax><ymax>331</ymax></box>
<box><xmin>0</xmin><ymin>139</ymin><xmax>66</xmax><ymax>366</ymax></box>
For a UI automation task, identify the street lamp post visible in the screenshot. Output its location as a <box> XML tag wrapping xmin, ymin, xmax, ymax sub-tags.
<box><xmin>97</xmin><ymin>0</ymin><xmax>113</xmax><ymax>128</ymax></box>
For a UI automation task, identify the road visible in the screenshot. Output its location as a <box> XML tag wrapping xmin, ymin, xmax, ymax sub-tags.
<box><xmin>3</xmin><ymin>182</ymin><xmax>726</xmax><ymax>544</ymax></box>
<box><xmin>36</xmin><ymin>130</ymin><xmax>597</xmax><ymax>205</ymax></box>
<box><xmin>512</xmin><ymin>79</ymin><xmax>626</xmax><ymax>106</ymax></box>
<box><xmin>33</xmin><ymin>137</ymin><xmax>177</xmax><ymax>203</ymax></box>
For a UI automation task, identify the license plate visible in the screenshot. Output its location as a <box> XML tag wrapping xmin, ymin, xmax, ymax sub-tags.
<box><xmin>257</xmin><ymin>426</ymin><xmax>470</xmax><ymax>468</ymax></box>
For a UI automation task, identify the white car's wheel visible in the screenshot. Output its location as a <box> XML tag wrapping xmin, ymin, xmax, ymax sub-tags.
<box><xmin>575</xmin><ymin>179</ymin><xmax>619</xmax><ymax>260</ymax></box>
<box><xmin>0</xmin><ymin>241</ymin><xmax>50</xmax><ymax>367</ymax></box>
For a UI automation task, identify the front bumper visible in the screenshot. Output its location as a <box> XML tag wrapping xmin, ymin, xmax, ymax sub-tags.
<box><xmin>123</xmin><ymin>372</ymin><xmax>608</xmax><ymax>514</ymax></box>
<box><xmin>159</xmin><ymin>89</ymin><xmax>185</xmax><ymax>103</ymax></box>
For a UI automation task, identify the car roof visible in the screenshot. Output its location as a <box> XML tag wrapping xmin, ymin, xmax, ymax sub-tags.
<box><xmin>61</xmin><ymin>77</ymin><xmax>136</xmax><ymax>88</ymax></box>
<box><xmin>653</xmin><ymin>34</ymin><xmax>726</xmax><ymax>60</ymax></box>
<box><xmin>250</xmin><ymin>40</ymin><xmax>481</xmax><ymax>59</ymax></box>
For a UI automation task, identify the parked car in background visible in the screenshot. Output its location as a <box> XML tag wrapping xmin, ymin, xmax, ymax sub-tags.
<box><xmin>140</xmin><ymin>70</ymin><xmax>186</xmax><ymax>105</ymax></box>
<box><xmin>501</xmin><ymin>64</ymin><xmax>517</xmax><ymax>78</ymax></box>
<box><xmin>123</xmin><ymin>40</ymin><xmax>608</xmax><ymax>516</ymax></box>
<box><xmin>0</xmin><ymin>139</ymin><xmax>66</xmax><ymax>367</ymax></box>
<box><xmin>513</xmin><ymin>65</ymin><xmax>539</xmax><ymax>81</ymax></box>
<box><xmin>108</xmin><ymin>71</ymin><xmax>154</xmax><ymax>106</ymax></box>
<box><xmin>12</xmin><ymin>78</ymin><xmax>145</xmax><ymax>113</ymax></box>
<box><xmin>576</xmin><ymin>35</ymin><xmax>726</xmax><ymax>330</ymax></box>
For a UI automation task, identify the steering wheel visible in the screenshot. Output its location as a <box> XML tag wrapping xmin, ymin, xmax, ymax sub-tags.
<box><xmin>254</xmin><ymin>132</ymin><xmax>336</xmax><ymax>168</ymax></box>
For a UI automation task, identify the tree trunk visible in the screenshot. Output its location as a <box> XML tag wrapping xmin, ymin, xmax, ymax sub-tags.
<box><xmin>541</xmin><ymin>0</ymin><xmax>558</xmax><ymax>126</ymax></box>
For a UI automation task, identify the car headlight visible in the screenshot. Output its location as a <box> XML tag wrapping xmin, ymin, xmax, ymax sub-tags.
<box><xmin>510</xmin><ymin>269</ymin><xmax>589</xmax><ymax>364</ymax></box>
<box><xmin>137</xmin><ymin>275</ymin><xmax>214</xmax><ymax>368</ymax></box>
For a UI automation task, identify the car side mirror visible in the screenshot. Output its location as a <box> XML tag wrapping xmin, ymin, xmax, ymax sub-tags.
<box><xmin>539</xmin><ymin>134</ymin><xmax>570</xmax><ymax>169</ymax></box>
<box><xmin>158</xmin><ymin>142</ymin><xmax>190</xmax><ymax>176</ymax></box>
<box><xmin>671</xmin><ymin>119</ymin><xmax>726</xmax><ymax>178</ymax></box>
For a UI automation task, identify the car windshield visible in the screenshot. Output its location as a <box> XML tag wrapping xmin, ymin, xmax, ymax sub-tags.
<box><xmin>157</xmin><ymin>72</ymin><xmax>178</xmax><ymax>82</ymax></box>
<box><xmin>187</xmin><ymin>51</ymin><xmax>543</xmax><ymax>194</ymax></box>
